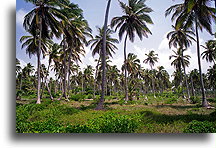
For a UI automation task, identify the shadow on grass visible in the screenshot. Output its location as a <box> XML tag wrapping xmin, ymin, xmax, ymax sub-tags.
<box><xmin>140</xmin><ymin>110</ymin><xmax>216</xmax><ymax>124</ymax></box>
<box><xmin>155</xmin><ymin>104</ymin><xmax>197</xmax><ymax>110</ymax></box>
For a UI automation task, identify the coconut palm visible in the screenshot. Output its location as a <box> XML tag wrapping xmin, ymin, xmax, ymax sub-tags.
<box><xmin>111</xmin><ymin>0</ymin><xmax>153</xmax><ymax>101</ymax></box>
<box><xmin>88</xmin><ymin>26</ymin><xmax>118</xmax><ymax>100</ymax></box>
<box><xmin>165</xmin><ymin>0</ymin><xmax>215</xmax><ymax>107</ymax></box>
<box><xmin>122</xmin><ymin>53</ymin><xmax>141</xmax><ymax>77</ymax></box>
<box><xmin>201</xmin><ymin>39</ymin><xmax>216</xmax><ymax>64</ymax></box>
<box><xmin>94</xmin><ymin>0</ymin><xmax>112</xmax><ymax>110</ymax></box>
<box><xmin>88</xmin><ymin>27</ymin><xmax>119</xmax><ymax>58</ymax></box>
<box><xmin>143</xmin><ymin>50</ymin><xmax>158</xmax><ymax>97</ymax></box>
<box><xmin>167</xmin><ymin>25</ymin><xmax>195</xmax><ymax>100</ymax></box>
<box><xmin>16</xmin><ymin>58</ymin><xmax>22</xmax><ymax>77</ymax></box>
<box><xmin>23</xmin><ymin>0</ymin><xmax>70</xmax><ymax>104</ymax></box>
<box><xmin>156</xmin><ymin>66</ymin><xmax>170</xmax><ymax>93</ymax></box>
<box><xmin>169</xmin><ymin>48</ymin><xmax>191</xmax><ymax>99</ymax></box>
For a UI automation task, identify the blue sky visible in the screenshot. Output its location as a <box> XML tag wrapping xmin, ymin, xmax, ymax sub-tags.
<box><xmin>16</xmin><ymin>0</ymin><xmax>215</xmax><ymax>79</ymax></box>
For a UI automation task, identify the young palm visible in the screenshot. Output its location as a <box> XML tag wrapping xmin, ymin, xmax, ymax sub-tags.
<box><xmin>201</xmin><ymin>40</ymin><xmax>216</xmax><ymax>64</ymax></box>
<box><xmin>143</xmin><ymin>50</ymin><xmax>158</xmax><ymax>97</ymax></box>
<box><xmin>111</xmin><ymin>0</ymin><xmax>153</xmax><ymax>101</ymax></box>
<box><xmin>165</xmin><ymin>0</ymin><xmax>215</xmax><ymax>107</ymax></box>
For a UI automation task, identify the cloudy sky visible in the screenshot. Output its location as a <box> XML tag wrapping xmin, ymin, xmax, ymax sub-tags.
<box><xmin>16</xmin><ymin>0</ymin><xmax>215</xmax><ymax>79</ymax></box>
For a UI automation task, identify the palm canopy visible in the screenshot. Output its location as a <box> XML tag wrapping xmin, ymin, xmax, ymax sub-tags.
<box><xmin>201</xmin><ymin>39</ymin><xmax>216</xmax><ymax>63</ymax></box>
<box><xmin>23</xmin><ymin>0</ymin><xmax>70</xmax><ymax>38</ymax></box>
<box><xmin>111</xmin><ymin>0</ymin><xmax>153</xmax><ymax>42</ymax></box>
<box><xmin>165</xmin><ymin>0</ymin><xmax>215</xmax><ymax>34</ymax></box>
<box><xmin>167</xmin><ymin>25</ymin><xmax>196</xmax><ymax>49</ymax></box>
<box><xmin>20</xmin><ymin>35</ymin><xmax>51</xmax><ymax>59</ymax></box>
<box><xmin>169</xmin><ymin>48</ymin><xmax>191</xmax><ymax>71</ymax></box>
<box><xmin>122</xmin><ymin>53</ymin><xmax>141</xmax><ymax>75</ymax></box>
<box><xmin>143</xmin><ymin>50</ymin><xmax>158</xmax><ymax>68</ymax></box>
<box><xmin>88</xmin><ymin>26</ymin><xmax>119</xmax><ymax>58</ymax></box>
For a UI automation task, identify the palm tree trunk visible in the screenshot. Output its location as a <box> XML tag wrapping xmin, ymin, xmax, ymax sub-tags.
<box><xmin>150</xmin><ymin>66</ymin><xmax>156</xmax><ymax>98</ymax></box>
<box><xmin>94</xmin><ymin>57</ymin><xmax>100</xmax><ymax>98</ymax></box>
<box><xmin>96</xmin><ymin>0</ymin><xmax>111</xmax><ymax>110</ymax></box>
<box><xmin>124</xmin><ymin>34</ymin><xmax>129</xmax><ymax>102</ymax></box>
<box><xmin>195</xmin><ymin>20</ymin><xmax>208</xmax><ymax>107</ymax></box>
<box><xmin>19</xmin><ymin>73</ymin><xmax>23</xmax><ymax>90</ymax></box>
<box><xmin>182</xmin><ymin>65</ymin><xmax>191</xmax><ymax>101</ymax></box>
<box><xmin>67</xmin><ymin>49</ymin><xmax>72</xmax><ymax>96</ymax></box>
<box><xmin>41</xmin><ymin>66</ymin><xmax>54</xmax><ymax>101</ymax></box>
<box><xmin>190</xmin><ymin>76</ymin><xmax>195</xmax><ymax>97</ymax></box>
<box><xmin>63</xmin><ymin>41</ymin><xmax>69</xmax><ymax>101</ymax></box>
<box><xmin>36</xmin><ymin>17</ymin><xmax>42</xmax><ymax>104</ymax></box>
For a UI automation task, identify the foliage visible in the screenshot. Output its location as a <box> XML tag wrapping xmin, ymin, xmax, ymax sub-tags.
<box><xmin>65</xmin><ymin>113</ymin><xmax>140</xmax><ymax>133</ymax></box>
<box><xmin>183</xmin><ymin>120</ymin><xmax>216</xmax><ymax>133</ymax></box>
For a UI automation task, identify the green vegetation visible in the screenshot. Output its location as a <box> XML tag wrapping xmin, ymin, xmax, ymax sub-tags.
<box><xmin>16</xmin><ymin>0</ymin><xmax>215</xmax><ymax>133</ymax></box>
<box><xmin>16</xmin><ymin>94</ymin><xmax>216</xmax><ymax>133</ymax></box>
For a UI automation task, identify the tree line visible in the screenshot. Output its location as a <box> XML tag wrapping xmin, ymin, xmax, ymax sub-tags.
<box><xmin>16</xmin><ymin>0</ymin><xmax>215</xmax><ymax>109</ymax></box>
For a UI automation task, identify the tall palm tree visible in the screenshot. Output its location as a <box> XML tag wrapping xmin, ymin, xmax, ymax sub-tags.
<box><xmin>167</xmin><ymin>25</ymin><xmax>195</xmax><ymax>100</ymax></box>
<box><xmin>122</xmin><ymin>53</ymin><xmax>141</xmax><ymax>100</ymax></box>
<box><xmin>165</xmin><ymin>0</ymin><xmax>215</xmax><ymax>107</ymax></box>
<box><xmin>111</xmin><ymin>0</ymin><xmax>153</xmax><ymax>101</ymax></box>
<box><xmin>122</xmin><ymin>53</ymin><xmax>141</xmax><ymax>77</ymax></box>
<box><xmin>156</xmin><ymin>66</ymin><xmax>170</xmax><ymax>93</ymax></box>
<box><xmin>94</xmin><ymin>0</ymin><xmax>112</xmax><ymax>110</ymax></box>
<box><xmin>169</xmin><ymin>48</ymin><xmax>191</xmax><ymax>98</ymax></box>
<box><xmin>23</xmin><ymin>0</ymin><xmax>69</xmax><ymax>104</ymax></box>
<box><xmin>201</xmin><ymin>39</ymin><xmax>216</xmax><ymax>64</ymax></box>
<box><xmin>143</xmin><ymin>50</ymin><xmax>158</xmax><ymax>97</ymax></box>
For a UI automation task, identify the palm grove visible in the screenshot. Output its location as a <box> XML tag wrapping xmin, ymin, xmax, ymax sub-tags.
<box><xmin>16</xmin><ymin>0</ymin><xmax>216</xmax><ymax>110</ymax></box>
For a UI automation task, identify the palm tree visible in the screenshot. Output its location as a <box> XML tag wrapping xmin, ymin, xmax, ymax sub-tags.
<box><xmin>165</xmin><ymin>0</ymin><xmax>215</xmax><ymax>107</ymax></box>
<box><xmin>167</xmin><ymin>25</ymin><xmax>195</xmax><ymax>100</ymax></box>
<box><xmin>111</xmin><ymin>0</ymin><xmax>153</xmax><ymax>101</ymax></box>
<box><xmin>156</xmin><ymin>66</ymin><xmax>170</xmax><ymax>93</ymax></box>
<box><xmin>201</xmin><ymin>39</ymin><xmax>216</xmax><ymax>64</ymax></box>
<box><xmin>122</xmin><ymin>53</ymin><xmax>141</xmax><ymax>100</ymax></box>
<box><xmin>16</xmin><ymin>58</ymin><xmax>22</xmax><ymax>77</ymax></box>
<box><xmin>94</xmin><ymin>0</ymin><xmax>112</xmax><ymax>110</ymax></box>
<box><xmin>23</xmin><ymin>0</ymin><xmax>69</xmax><ymax>104</ymax></box>
<box><xmin>143</xmin><ymin>50</ymin><xmax>158</xmax><ymax>97</ymax></box>
<box><xmin>169</xmin><ymin>48</ymin><xmax>191</xmax><ymax>98</ymax></box>
<box><xmin>88</xmin><ymin>26</ymin><xmax>118</xmax><ymax>100</ymax></box>
<box><xmin>122</xmin><ymin>53</ymin><xmax>141</xmax><ymax>77</ymax></box>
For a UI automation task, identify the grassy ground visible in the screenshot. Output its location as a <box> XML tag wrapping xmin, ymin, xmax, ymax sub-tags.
<box><xmin>16</xmin><ymin>96</ymin><xmax>216</xmax><ymax>133</ymax></box>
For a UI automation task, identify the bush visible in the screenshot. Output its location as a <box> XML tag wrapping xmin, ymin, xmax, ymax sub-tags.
<box><xmin>65</xmin><ymin>113</ymin><xmax>140</xmax><ymax>133</ymax></box>
<box><xmin>183</xmin><ymin>120</ymin><xmax>216</xmax><ymax>133</ymax></box>
<box><xmin>69</xmin><ymin>93</ymin><xmax>85</xmax><ymax>101</ymax></box>
<box><xmin>190</xmin><ymin>96</ymin><xmax>200</xmax><ymax>104</ymax></box>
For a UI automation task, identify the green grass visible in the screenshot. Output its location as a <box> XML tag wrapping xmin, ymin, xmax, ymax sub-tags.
<box><xmin>16</xmin><ymin>94</ymin><xmax>216</xmax><ymax>133</ymax></box>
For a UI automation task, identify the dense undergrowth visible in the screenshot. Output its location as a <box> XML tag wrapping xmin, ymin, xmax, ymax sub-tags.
<box><xmin>16</xmin><ymin>93</ymin><xmax>216</xmax><ymax>133</ymax></box>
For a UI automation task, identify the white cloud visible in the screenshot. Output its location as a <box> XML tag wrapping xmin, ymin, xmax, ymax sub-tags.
<box><xmin>19</xmin><ymin>59</ymin><xmax>27</xmax><ymax>68</ymax></box>
<box><xmin>16</xmin><ymin>9</ymin><xmax>27</xmax><ymax>26</ymax></box>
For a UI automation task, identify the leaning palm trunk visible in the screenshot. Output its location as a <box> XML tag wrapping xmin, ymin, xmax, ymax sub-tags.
<box><xmin>96</xmin><ymin>0</ymin><xmax>111</xmax><ymax>110</ymax></box>
<box><xmin>195</xmin><ymin>20</ymin><xmax>208</xmax><ymax>107</ymax></box>
<box><xmin>41</xmin><ymin>66</ymin><xmax>54</xmax><ymax>101</ymax></box>
<box><xmin>36</xmin><ymin>17</ymin><xmax>42</xmax><ymax>104</ymax></box>
<box><xmin>124</xmin><ymin>34</ymin><xmax>129</xmax><ymax>102</ymax></box>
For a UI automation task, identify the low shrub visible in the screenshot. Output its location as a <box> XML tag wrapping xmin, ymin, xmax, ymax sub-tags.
<box><xmin>190</xmin><ymin>96</ymin><xmax>200</xmax><ymax>104</ymax></box>
<box><xmin>65</xmin><ymin>113</ymin><xmax>140</xmax><ymax>133</ymax></box>
<box><xmin>183</xmin><ymin>120</ymin><xmax>216</xmax><ymax>133</ymax></box>
<box><xmin>69</xmin><ymin>93</ymin><xmax>85</xmax><ymax>101</ymax></box>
